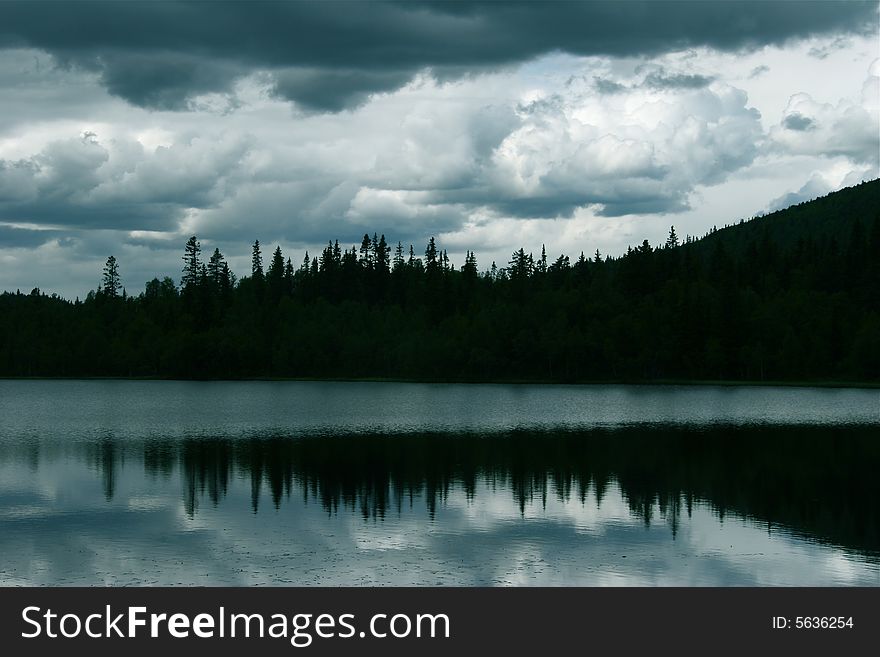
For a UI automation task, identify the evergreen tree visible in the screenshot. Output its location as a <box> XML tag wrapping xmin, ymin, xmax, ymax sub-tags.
<box><xmin>251</xmin><ymin>240</ymin><xmax>264</xmax><ymax>281</ymax></box>
<box><xmin>220</xmin><ymin>262</ymin><xmax>234</xmax><ymax>294</ymax></box>
<box><xmin>207</xmin><ymin>248</ymin><xmax>227</xmax><ymax>289</ymax></box>
<box><xmin>181</xmin><ymin>236</ymin><xmax>201</xmax><ymax>291</ymax></box>
<box><xmin>319</xmin><ymin>242</ymin><xmax>336</xmax><ymax>273</ymax></box>
<box><xmin>425</xmin><ymin>237</ymin><xmax>439</xmax><ymax>273</ymax></box>
<box><xmin>102</xmin><ymin>255</ymin><xmax>121</xmax><ymax>298</ymax></box>
<box><xmin>550</xmin><ymin>254</ymin><xmax>570</xmax><ymax>273</ymax></box>
<box><xmin>462</xmin><ymin>251</ymin><xmax>478</xmax><ymax>280</ymax></box>
<box><xmin>359</xmin><ymin>233</ymin><xmax>374</xmax><ymax>270</ymax></box>
<box><xmin>267</xmin><ymin>245</ymin><xmax>285</xmax><ymax>294</ymax></box>
<box><xmin>284</xmin><ymin>257</ymin><xmax>294</xmax><ymax>295</ymax></box>
<box><xmin>266</xmin><ymin>246</ymin><xmax>284</xmax><ymax>280</ymax></box>
<box><xmin>509</xmin><ymin>248</ymin><xmax>531</xmax><ymax>280</ymax></box>
<box><xmin>393</xmin><ymin>241</ymin><xmax>405</xmax><ymax>273</ymax></box>
<box><xmin>375</xmin><ymin>234</ymin><xmax>390</xmax><ymax>274</ymax></box>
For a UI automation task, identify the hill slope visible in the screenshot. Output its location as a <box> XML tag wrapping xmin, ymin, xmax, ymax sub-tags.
<box><xmin>1</xmin><ymin>180</ymin><xmax>878</xmax><ymax>382</ymax></box>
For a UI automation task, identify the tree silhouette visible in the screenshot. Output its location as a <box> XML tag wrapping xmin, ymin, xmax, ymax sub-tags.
<box><xmin>207</xmin><ymin>248</ymin><xmax>225</xmax><ymax>288</ymax></box>
<box><xmin>251</xmin><ymin>240</ymin><xmax>264</xmax><ymax>281</ymax></box>
<box><xmin>425</xmin><ymin>237</ymin><xmax>438</xmax><ymax>273</ymax></box>
<box><xmin>267</xmin><ymin>245</ymin><xmax>285</xmax><ymax>300</ymax></box>
<box><xmin>181</xmin><ymin>236</ymin><xmax>201</xmax><ymax>292</ymax></box>
<box><xmin>0</xmin><ymin>179</ymin><xmax>877</xmax><ymax>382</ymax></box>
<box><xmin>102</xmin><ymin>255</ymin><xmax>121</xmax><ymax>298</ymax></box>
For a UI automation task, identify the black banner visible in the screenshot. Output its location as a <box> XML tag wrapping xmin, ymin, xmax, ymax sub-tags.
<box><xmin>0</xmin><ymin>587</ymin><xmax>876</xmax><ymax>655</ymax></box>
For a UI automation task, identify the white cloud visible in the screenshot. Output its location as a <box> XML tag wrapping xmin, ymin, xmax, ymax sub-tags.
<box><xmin>0</xmin><ymin>35</ymin><xmax>878</xmax><ymax>298</ymax></box>
<box><xmin>486</xmin><ymin>79</ymin><xmax>762</xmax><ymax>216</ymax></box>
<box><xmin>770</xmin><ymin>91</ymin><xmax>879</xmax><ymax>164</ymax></box>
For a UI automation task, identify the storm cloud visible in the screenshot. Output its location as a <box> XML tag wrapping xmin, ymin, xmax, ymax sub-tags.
<box><xmin>0</xmin><ymin>0</ymin><xmax>875</xmax><ymax>111</ymax></box>
<box><xmin>782</xmin><ymin>112</ymin><xmax>817</xmax><ymax>131</ymax></box>
<box><xmin>0</xmin><ymin>132</ymin><xmax>252</xmax><ymax>230</ymax></box>
<box><xmin>0</xmin><ymin>1</ymin><xmax>877</xmax><ymax>298</ymax></box>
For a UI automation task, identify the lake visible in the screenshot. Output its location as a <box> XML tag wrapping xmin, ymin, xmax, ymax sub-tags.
<box><xmin>0</xmin><ymin>380</ymin><xmax>877</xmax><ymax>586</ymax></box>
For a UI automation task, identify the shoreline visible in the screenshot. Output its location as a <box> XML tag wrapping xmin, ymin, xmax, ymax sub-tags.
<box><xmin>1</xmin><ymin>376</ymin><xmax>878</xmax><ymax>389</ymax></box>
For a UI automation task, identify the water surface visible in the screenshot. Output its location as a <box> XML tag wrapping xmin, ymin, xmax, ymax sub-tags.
<box><xmin>0</xmin><ymin>380</ymin><xmax>877</xmax><ymax>586</ymax></box>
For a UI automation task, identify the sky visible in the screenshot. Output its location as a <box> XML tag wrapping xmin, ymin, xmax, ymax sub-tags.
<box><xmin>0</xmin><ymin>0</ymin><xmax>877</xmax><ymax>299</ymax></box>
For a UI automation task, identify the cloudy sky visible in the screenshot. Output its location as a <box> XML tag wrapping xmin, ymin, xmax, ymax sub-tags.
<box><xmin>0</xmin><ymin>1</ymin><xmax>877</xmax><ymax>298</ymax></box>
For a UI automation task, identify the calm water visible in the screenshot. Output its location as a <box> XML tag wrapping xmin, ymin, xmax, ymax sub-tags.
<box><xmin>0</xmin><ymin>380</ymin><xmax>877</xmax><ymax>586</ymax></box>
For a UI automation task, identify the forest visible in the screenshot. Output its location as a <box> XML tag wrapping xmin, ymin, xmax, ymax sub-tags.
<box><xmin>1</xmin><ymin>179</ymin><xmax>878</xmax><ymax>382</ymax></box>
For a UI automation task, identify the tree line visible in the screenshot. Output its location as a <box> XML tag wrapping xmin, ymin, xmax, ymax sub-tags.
<box><xmin>1</xmin><ymin>180</ymin><xmax>878</xmax><ymax>382</ymax></box>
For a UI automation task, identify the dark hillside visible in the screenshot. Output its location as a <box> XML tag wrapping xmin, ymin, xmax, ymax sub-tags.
<box><xmin>1</xmin><ymin>180</ymin><xmax>878</xmax><ymax>382</ymax></box>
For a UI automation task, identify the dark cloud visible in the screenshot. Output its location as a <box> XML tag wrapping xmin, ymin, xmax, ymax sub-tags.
<box><xmin>643</xmin><ymin>71</ymin><xmax>715</xmax><ymax>90</ymax></box>
<box><xmin>483</xmin><ymin>183</ymin><xmax>691</xmax><ymax>219</ymax></box>
<box><xmin>749</xmin><ymin>64</ymin><xmax>771</xmax><ymax>79</ymax></box>
<box><xmin>593</xmin><ymin>77</ymin><xmax>628</xmax><ymax>95</ymax></box>
<box><xmin>0</xmin><ymin>0</ymin><xmax>875</xmax><ymax>111</ymax></box>
<box><xmin>767</xmin><ymin>175</ymin><xmax>830</xmax><ymax>211</ymax></box>
<box><xmin>271</xmin><ymin>68</ymin><xmax>414</xmax><ymax>113</ymax></box>
<box><xmin>0</xmin><ymin>225</ymin><xmax>61</xmax><ymax>248</ymax></box>
<box><xmin>782</xmin><ymin>112</ymin><xmax>816</xmax><ymax>131</ymax></box>
<box><xmin>98</xmin><ymin>53</ymin><xmax>243</xmax><ymax>111</ymax></box>
<box><xmin>592</xmin><ymin>69</ymin><xmax>716</xmax><ymax>95</ymax></box>
<box><xmin>596</xmin><ymin>196</ymin><xmax>691</xmax><ymax>217</ymax></box>
<box><xmin>0</xmin><ymin>199</ymin><xmax>184</xmax><ymax>232</ymax></box>
<box><xmin>808</xmin><ymin>35</ymin><xmax>853</xmax><ymax>59</ymax></box>
<box><xmin>771</xmin><ymin>91</ymin><xmax>879</xmax><ymax>164</ymax></box>
<box><xmin>0</xmin><ymin>133</ymin><xmax>251</xmax><ymax>230</ymax></box>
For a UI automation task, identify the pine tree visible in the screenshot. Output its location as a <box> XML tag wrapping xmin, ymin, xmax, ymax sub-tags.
<box><xmin>220</xmin><ymin>262</ymin><xmax>234</xmax><ymax>293</ymax></box>
<box><xmin>319</xmin><ymin>242</ymin><xmax>335</xmax><ymax>273</ymax></box>
<box><xmin>375</xmin><ymin>234</ymin><xmax>390</xmax><ymax>274</ymax></box>
<box><xmin>359</xmin><ymin>233</ymin><xmax>374</xmax><ymax>269</ymax></box>
<box><xmin>251</xmin><ymin>240</ymin><xmax>264</xmax><ymax>281</ymax></box>
<box><xmin>550</xmin><ymin>254</ymin><xmax>570</xmax><ymax>273</ymax></box>
<box><xmin>425</xmin><ymin>237</ymin><xmax>438</xmax><ymax>272</ymax></box>
<box><xmin>267</xmin><ymin>246</ymin><xmax>285</xmax><ymax>300</ymax></box>
<box><xmin>665</xmin><ymin>226</ymin><xmax>680</xmax><ymax>249</ymax></box>
<box><xmin>181</xmin><ymin>236</ymin><xmax>201</xmax><ymax>291</ymax></box>
<box><xmin>102</xmin><ymin>256</ymin><xmax>121</xmax><ymax>298</ymax></box>
<box><xmin>509</xmin><ymin>248</ymin><xmax>531</xmax><ymax>280</ymax></box>
<box><xmin>393</xmin><ymin>241</ymin><xmax>405</xmax><ymax>272</ymax></box>
<box><xmin>207</xmin><ymin>248</ymin><xmax>227</xmax><ymax>289</ymax></box>
<box><xmin>462</xmin><ymin>251</ymin><xmax>478</xmax><ymax>280</ymax></box>
<box><xmin>268</xmin><ymin>246</ymin><xmax>284</xmax><ymax>278</ymax></box>
<box><xmin>284</xmin><ymin>257</ymin><xmax>294</xmax><ymax>295</ymax></box>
